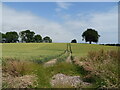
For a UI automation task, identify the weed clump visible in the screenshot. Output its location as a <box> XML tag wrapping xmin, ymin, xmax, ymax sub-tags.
<box><xmin>2</xmin><ymin>58</ymin><xmax>38</xmax><ymax>88</ymax></box>
<box><xmin>2</xmin><ymin>58</ymin><xmax>34</xmax><ymax>76</ymax></box>
<box><xmin>79</xmin><ymin>50</ymin><xmax>119</xmax><ymax>88</ymax></box>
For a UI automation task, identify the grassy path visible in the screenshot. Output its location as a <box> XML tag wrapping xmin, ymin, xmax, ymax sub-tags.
<box><xmin>65</xmin><ymin>43</ymin><xmax>73</xmax><ymax>63</ymax></box>
<box><xmin>44</xmin><ymin>43</ymin><xmax>73</xmax><ymax>66</ymax></box>
<box><xmin>66</xmin><ymin>53</ymin><xmax>72</xmax><ymax>63</ymax></box>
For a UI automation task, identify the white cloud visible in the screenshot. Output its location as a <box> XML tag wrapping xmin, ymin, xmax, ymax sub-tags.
<box><xmin>55</xmin><ymin>8</ymin><xmax>61</xmax><ymax>12</ymax></box>
<box><xmin>55</xmin><ymin>2</ymin><xmax>72</xmax><ymax>14</ymax></box>
<box><xmin>62</xmin><ymin>6</ymin><xmax>118</xmax><ymax>44</ymax></box>
<box><xmin>56</xmin><ymin>2</ymin><xmax>72</xmax><ymax>9</ymax></box>
<box><xmin>0</xmin><ymin>2</ymin><xmax>2</xmax><ymax>32</ymax></box>
<box><xmin>2</xmin><ymin>5</ymin><xmax>118</xmax><ymax>43</ymax></box>
<box><xmin>2</xmin><ymin>5</ymin><xmax>75</xmax><ymax>43</ymax></box>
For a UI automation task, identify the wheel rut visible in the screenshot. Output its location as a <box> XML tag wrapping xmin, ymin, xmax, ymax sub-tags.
<box><xmin>44</xmin><ymin>43</ymin><xmax>73</xmax><ymax>66</ymax></box>
<box><xmin>44</xmin><ymin>59</ymin><xmax>57</xmax><ymax>67</ymax></box>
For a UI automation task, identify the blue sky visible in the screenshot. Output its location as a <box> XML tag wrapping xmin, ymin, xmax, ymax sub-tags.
<box><xmin>2</xmin><ymin>2</ymin><xmax>118</xmax><ymax>43</ymax></box>
<box><xmin>4</xmin><ymin>2</ymin><xmax>117</xmax><ymax>21</ymax></box>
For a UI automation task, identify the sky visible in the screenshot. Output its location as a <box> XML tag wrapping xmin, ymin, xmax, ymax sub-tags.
<box><xmin>1</xmin><ymin>2</ymin><xmax>118</xmax><ymax>43</ymax></box>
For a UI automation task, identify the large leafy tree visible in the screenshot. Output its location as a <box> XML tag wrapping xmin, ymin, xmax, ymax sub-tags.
<box><xmin>43</xmin><ymin>36</ymin><xmax>52</xmax><ymax>43</ymax></box>
<box><xmin>19</xmin><ymin>30</ymin><xmax>35</xmax><ymax>43</ymax></box>
<box><xmin>34</xmin><ymin>34</ymin><xmax>42</xmax><ymax>43</ymax></box>
<box><xmin>5</xmin><ymin>31</ymin><xmax>19</xmax><ymax>43</ymax></box>
<box><xmin>82</xmin><ymin>29</ymin><xmax>100</xmax><ymax>44</ymax></box>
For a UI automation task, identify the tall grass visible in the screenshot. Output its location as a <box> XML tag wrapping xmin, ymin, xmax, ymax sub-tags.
<box><xmin>2</xmin><ymin>58</ymin><xmax>34</xmax><ymax>76</ymax></box>
<box><xmin>2</xmin><ymin>58</ymin><xmax>39</xmax><ymax>88</ymax></box>
<box><xmin>80</xmin><ymin>49</ymin><xmax>119</xmax><ymax>88</ymax></box>
<box><xmin>2</xmin><ymin>54</ymin><xmax>80</xmax><ymax>88</ymax></box>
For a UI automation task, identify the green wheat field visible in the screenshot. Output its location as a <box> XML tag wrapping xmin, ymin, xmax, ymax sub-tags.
<box><xmin>1</xmin><ymin>43</ymin><xmax>119</xmax><ymax>88</ymax></box>
<box><xmin>2</xmin><ymin>43</ymin><xmax>117</xmax><ymax>59</ymax></box>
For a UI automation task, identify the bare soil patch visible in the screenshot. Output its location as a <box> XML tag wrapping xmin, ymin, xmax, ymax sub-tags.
<box><xmin>3</xmin><ymin>73</ymin><xmax>38</xmax><ymax>88</ymax></box>
<box><xmin>66</xmin><ymin>53</ymin><xmax>72</xmax><ymax>63</ymax></box>
<box><xmin>44</xmin><ymin>59</ymin><xmax>57</xmax><ymax>67</ymax></box>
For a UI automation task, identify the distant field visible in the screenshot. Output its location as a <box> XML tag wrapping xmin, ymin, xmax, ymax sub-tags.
<box><xmin>1</xmin><ymin>43</ymin><xmax>117</xmax><ymax>60</ymax></box>
<box><xmin>2</xmin><ymin>43</ymin><xmax>66</xmax><ymax>60</ymax></box>
<box><xmin>71</xmin><ymin>43</ymin><xmax>117</xmax><ymax>57</ymax></box>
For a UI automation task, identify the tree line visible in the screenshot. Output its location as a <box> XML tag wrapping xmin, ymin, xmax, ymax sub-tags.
<box><xmin>0</xmin><ymin>30</ymin><xmax>52</xmax><ymax>43</ymax></box>
<box><xmin>99</xmin><ymin>44</ymin><xmax>120</xmax><ymax>46</ymax></box>
<box><xmin>0</xmin><ymin>28</ymin><xmax>101</xmax><ymax>44</ymax></box>
<box><xmin>0</xmin><ymin>28</ymin><xmax>118</xmax><ymax>45</ymax></box>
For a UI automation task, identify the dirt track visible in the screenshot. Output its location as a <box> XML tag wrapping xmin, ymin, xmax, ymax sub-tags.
<box><xmin>66</xmin><ymin>53</ymin><xmax>72</xmax><ymax>63</ymax></box>
<box><xmin>44</xmin><ymin>43</ymin><xmax>73</xmax><ymax>67</ymax></box>
<box><xmin>44</xmin><ymin>59</ymin><xmax>57</xmax><ymax>67</ymax></box>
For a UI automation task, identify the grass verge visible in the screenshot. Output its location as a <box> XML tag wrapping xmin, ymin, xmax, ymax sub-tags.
<box><xmin>79</xmin><ymin>49</ymin><xmax>119</xmax><ymax>88</ymax></box>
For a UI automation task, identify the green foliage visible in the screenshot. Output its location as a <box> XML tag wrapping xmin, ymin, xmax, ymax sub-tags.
<box><xmin>1</xmin><ymin>33</ymin><xmax>6</xmax><ymax>43</ymax></box>
<box><xmin>34</xmin><ymin>34</ymin><xmax>42</xmax><ymax>43</ymax></box>
<box><xmin>0</xmin><ymin>32</ymin><xmax>2</xmax><ymax>42</ymax></box>
<box><xmin>2</xmin><ymin>33</ymin><xmax>6</xmax><ymax>38</ymax></box>
<box><xmin>19</xmin><ymin>30</ymin><xmax>35</xmax><ymax>43</ymax></box>
<box><xmin>2</xmin><ymin>82</ymin><xmax>10</xmax><ymax>88</ymax></box>
<box><xmin>82</xmin><ymin>28</ymin><xmax>100</xmax><ymax>44</ymax></box>
<box><xmin>80</xmin><ymin>49</ymin><xmax>119</xmax><ymax>88</ymax></box>
<box><xmin>5</xmin><ymin>31</ymin><xmax>19</xmax><ymax>43</ymax></box>
<box><xmin>71</xmin><ymin>39</ymin><xmax>77</xmax><ymax>43</ymax></box>
<box><xmin>2</xmin><ymin>30</ymin><xmax>53</xmax><ymax>43</ymax></box>
<box><xmin>43</xmin><ymin>36</ymin><xmax>52</xmax><ymax>43</ymax></box>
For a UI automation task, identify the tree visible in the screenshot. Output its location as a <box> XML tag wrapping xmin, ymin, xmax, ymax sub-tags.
<box><xmin>82</xmin><ymin>29</ymin><xmax>100</xmax><ymax>44</ymax></box>
<box><xmin>19</xmin><ymin>30</ymin><xmax>35</xmax><ymax>43</ymax></box>
<box><xmin>0</xmin><ymin>32</ymin><xmax>2</xmax><ymax>43</ymax></box>
<box><xmin>5</xmin><ymin>31</ymin><xmax>19</xmax><ymax>43</ymax></box>
<box><xmin>2</xmin><ymin>33</ymin><xmax>6</xmax><ymax>39</ymax></box>
<box><xmin>43</xmin><ymin>36</ymin><xmax>52</xmax><ymax>43</ymax></box>
<box><xmin>1</xmin><ymin>33</ymin><xmax>6</xmax><ymax>43</ymax></box>
<box><xmin>71</xmin><ymin>39</ymin><xmax>77</xmax><ymax>43</ymax></box>
<box><xmin>0</xmin><ymin>32</ymin><xmax>6</xmax><ymax>43</ymax></box>
<box><xmin>49</xmin><ymin>39</ymin><xmax>52</xmax><ymax>43</ymax></box>
<box><xmin>34</xmin><ymin>34</ymin><xmax>42</xmax><ymax>43</ymax></box>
